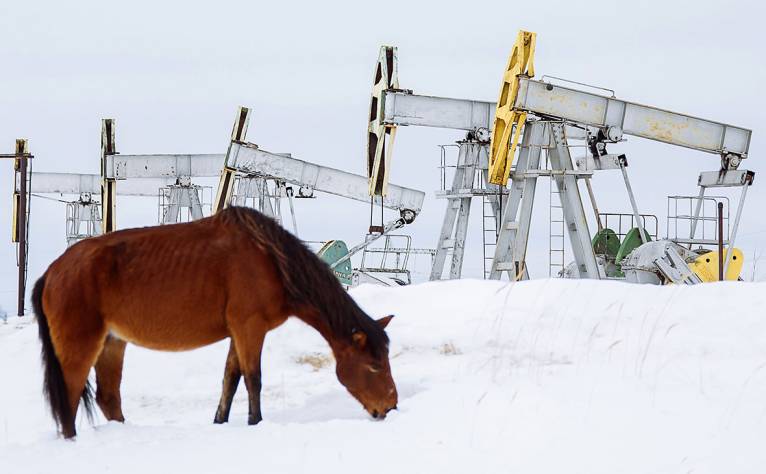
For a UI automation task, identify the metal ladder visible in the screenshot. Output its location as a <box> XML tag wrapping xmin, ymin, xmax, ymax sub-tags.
<box><xmin>548</xmin><ymin>153</ymin><xmax>566</xmax><ymax>277</ymax></box>
<box><xmin>482</xmin><ymin>194</ymin><xmax>499</xmax><ymax>278</ymax></box>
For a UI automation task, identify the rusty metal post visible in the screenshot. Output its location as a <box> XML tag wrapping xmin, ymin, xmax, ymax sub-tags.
<box><xmin>101</xmin><ymin>119</ymin><xmax>117</xmax><ymax>233</ymax></box>
<box><xmin>3</xmin><ymin>141</ymin><xmax>33</xmax><ymax>316</ymax></box>
<box><xmin>718</xmin><ymin>201</ymin><xmax>724</xmax><ymax>281</ymax></box>
<box><xmin>15</xmin><ymin>139</ymin><xmax>29</xmax><ymax>316</ymax></box>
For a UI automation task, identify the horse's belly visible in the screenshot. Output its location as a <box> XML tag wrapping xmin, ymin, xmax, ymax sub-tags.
<box><xmin>105</xmin><ymin>308</ymin><xmax>228</xmax><ymax>352</ymax></box>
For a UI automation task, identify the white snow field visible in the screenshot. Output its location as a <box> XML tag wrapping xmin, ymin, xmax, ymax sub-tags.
<box><xmin>1</xmin><ymin>279</ymin><xmax>765</xmax><ymax>473</ymax></box>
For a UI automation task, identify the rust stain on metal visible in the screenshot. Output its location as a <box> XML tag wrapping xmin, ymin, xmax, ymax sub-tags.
<box><xmin>645</xmin><ymin>118</ymin><xmax>689</xmax><ymax>142</ymax></box>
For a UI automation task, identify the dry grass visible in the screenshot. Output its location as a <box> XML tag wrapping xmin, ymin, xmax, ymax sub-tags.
<box><xmin>439</xmin><ymin>342</ymin><xmax>462</xmax><ymax>356</ymax></box>
<box><xmin>294</xmin><ymin>352</ymin><xmax>334</xmax><ymax>371</ymax></box>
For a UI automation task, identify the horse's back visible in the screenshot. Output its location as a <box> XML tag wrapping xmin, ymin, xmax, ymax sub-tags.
<box><xmin>43</xmin><ymin>217</ymin><xmax>246</xmax><ymax>351</ymax></box>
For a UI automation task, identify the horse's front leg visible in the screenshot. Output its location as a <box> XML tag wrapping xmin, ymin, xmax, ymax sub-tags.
<box><xmin>214</xmin><ymin>340</ymin><xmax>242</xmax><ymax>424</ymax></box>
<box><xmin>230</xmin><ymin>327</ymin><xmax>267</xmax><ymax>425</ymax></box>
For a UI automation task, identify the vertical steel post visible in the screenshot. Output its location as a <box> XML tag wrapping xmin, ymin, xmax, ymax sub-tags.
<box><xmin>718</xmin><ymin>202</ymin><xmax>724</xmax><ymax>281</ymax></box>
<box><xmin>101</xmin><ymin>119</ymin><xmax>117</xmax><ymax>233</ymax></box>
<box><xmin>286</xmin><ymin>187</ymin><xmax>298</xmax><ymax>235</ymax></box>
<box><xmin>723</xmin><ymin>181</ymin><xmax>750</xmax><ymax>275</ymax></box>
<box><xmin>688</xmin><ymin>186</ymin><xmax>706</xmax><ymax>249</ymax></box>
<box><xmin>449</xmin><ymin>142</ymin><xmax>480</xmax><ymax>279</ymax></box>
<box><xmin>15</xmin><ymin>139</ymin><xmax>29</xmax><ymax>316</ymax></box>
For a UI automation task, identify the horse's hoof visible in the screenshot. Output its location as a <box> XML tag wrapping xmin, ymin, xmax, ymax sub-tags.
<box><xmin>247</xmin><ymin>415</ymin><xmax>262</xmax><ymax>425</ymax></box>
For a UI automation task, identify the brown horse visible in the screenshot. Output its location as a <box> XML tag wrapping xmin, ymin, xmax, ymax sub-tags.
<box><xmin>33</xmin><ymin>206</ymin><xmax>397</xmax><ymax>439</ymax></box>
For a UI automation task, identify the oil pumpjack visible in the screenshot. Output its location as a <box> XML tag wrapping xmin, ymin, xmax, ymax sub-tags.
<box><xmin>367</xmin><ymin>30</ymin><xmax>753</xmax><ymax>284</ymax></box>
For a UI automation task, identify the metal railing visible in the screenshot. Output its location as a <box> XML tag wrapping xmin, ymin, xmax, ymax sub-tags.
<box><xmin>598</xmin><ymin>213</ymin><xmax>659</xmax><ymax>240</ymax></box>
<box><xmin>359</xmin><ymin>234</ymin><xmax>436</xmax><ymax>284</ymax></box>
<box><xmin>65</xmin><ymin>197</ymin><xmax>102</xmax><ymax>246</ymax></box>
<box><xmin>666</xmin><ymin>195</ymin><xmax>729</xmax><ymax>247</ymax></box>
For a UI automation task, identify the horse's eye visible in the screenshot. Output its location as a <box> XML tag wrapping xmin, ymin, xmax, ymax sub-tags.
<box><xmin>367</xmin><ymin>365</ymin><xmax>380</xmax><ymax>374</ymax></box>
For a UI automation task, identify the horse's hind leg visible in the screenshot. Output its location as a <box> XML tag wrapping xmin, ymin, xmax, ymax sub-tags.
<box><xmin>214</xmin><ymin>340</ymin><xmax>241</xmax><ymax>424</ymax></box>
<box><xmin>95</xmin><ymin>335</ymin><xmax>127</xmax><ymax>422</ymax></box>
<box><xmin>59</xmin><ymin>328</ymin><xmax>108</xmax><ymax>438</ymax></box>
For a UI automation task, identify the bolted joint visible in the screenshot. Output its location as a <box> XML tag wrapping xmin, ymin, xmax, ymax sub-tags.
<box><xmin>604</xmin><ymin>126</ymin><xmax>623</xmax><ymax>142</ymax></box>
<box><xmin>400</xmin><ymin>209</ymin><xmax>416</xmax><ymax>224</ymax></box>
<box><xmin>618</xmin><ymin>154</ymin><xmax>628</xmax><ymax>167</ymax></box>
<box><xmin>722</xmin><ymin>153</ymin><xmax>741</xmax><ymax>171</ymax></box>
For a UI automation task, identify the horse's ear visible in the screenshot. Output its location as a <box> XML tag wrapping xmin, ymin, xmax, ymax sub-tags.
<box><xmin>352</xmin><ymin>330</ymin><xmax>367</xmax><ymax>348</ymax></box>
<box><xmin>376</xmin><ymin>315</ymin><xmax>394</xmax><ymax>329</ymax></box>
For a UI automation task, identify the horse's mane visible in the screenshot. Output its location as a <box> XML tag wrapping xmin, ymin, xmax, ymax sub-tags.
<box><xmin>219</xmin><ymin>206</ymin><xmax>389</xmax><ymax>356</ymax></box>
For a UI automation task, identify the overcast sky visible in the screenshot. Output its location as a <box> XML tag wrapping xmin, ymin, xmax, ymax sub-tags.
<box><xmin>1</xmin><ymin>0</ymin><xmax>764</xmax><ymax>309</ymax></box>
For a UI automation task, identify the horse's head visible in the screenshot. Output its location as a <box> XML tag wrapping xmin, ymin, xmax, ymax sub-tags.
<box><xmin>335</xmin><ymin>315</ymin><xmax>397</xmax><ymax>420</ymax></box>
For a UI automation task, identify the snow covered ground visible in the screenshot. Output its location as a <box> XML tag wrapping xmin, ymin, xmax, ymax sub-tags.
<box><xmin>1</xmin><ymin>278</ymin><xmax>765</xmax><ymax>473</ymax></box>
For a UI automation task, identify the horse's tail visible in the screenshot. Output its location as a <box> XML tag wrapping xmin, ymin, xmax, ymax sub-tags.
<box><xmin>33</xmin><ymin>274</ymin><xmax>95</xmax><ymax>433</ymax></box>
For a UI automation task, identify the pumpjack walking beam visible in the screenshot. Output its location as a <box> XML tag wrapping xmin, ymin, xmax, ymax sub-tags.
<box><xmin>29</xmin><ymin>172</ymin><xmax>178</xmax><ymax>197</ymax></box>
<box><xmin>222</xmin><ymin>139</ymin><xmax>424</xmax><ymax>218</ymax></box>
<box><xmin>215</xmin><ymin>107</ymin><xmax>424</xmax><ymax>218</ymax></box>
<box><xmin>103</xmin><ymin>154</ymin><xmax>224</xmax><ymax>179</ymax></box>
<box><xmin>382</xmin><ymin>79</ymin><xmax>752</xmax><ymax>164</ymax></box>
<box><xmin>513</xmin><ymin>78</ymin><xmax>751</xmax><ymax>161</ymax></box>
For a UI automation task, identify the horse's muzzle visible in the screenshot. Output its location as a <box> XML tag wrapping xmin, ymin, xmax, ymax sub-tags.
<box><xmin>371</xmin><ymin>405</ymin><xmax>397</xmax><ymax>420</ymax></box>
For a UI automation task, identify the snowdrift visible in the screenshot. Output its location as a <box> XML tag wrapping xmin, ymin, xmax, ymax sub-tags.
<box><xmin>1</xmin><ymin>279</ymin><xmax>765</xmax><ymax>473</ymax></box>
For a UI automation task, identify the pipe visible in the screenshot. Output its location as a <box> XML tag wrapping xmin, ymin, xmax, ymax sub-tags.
<box><xmin>618</xmin><ymin>157</ymin><xmax>647</xmax><ymax>244</ymax></box>
<box><xmin>718</xmin><ymin>202</ymin><xmax>724</xmax><ymax>281</ymax></box>
<box><xmin>584</xmin><ymin>178</ymin><xmax>603</xmax><ymax>232</ymax></box>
